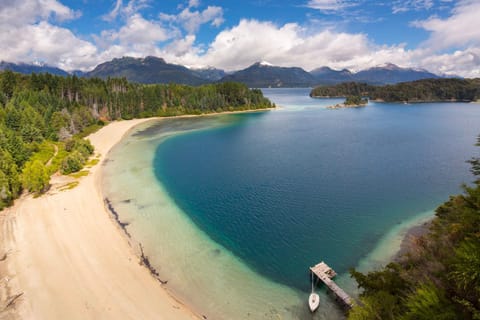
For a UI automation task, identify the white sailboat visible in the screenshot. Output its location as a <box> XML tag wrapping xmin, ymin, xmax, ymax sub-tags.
<box><xmin>309</xmin><ymin>272</ymin><xmax>320</xmax><ymax>312</ymax></box>
<box><xmin>309</xmin><ymin>292</ymin><xmax>320</xmax><ymax>312</ymax></box>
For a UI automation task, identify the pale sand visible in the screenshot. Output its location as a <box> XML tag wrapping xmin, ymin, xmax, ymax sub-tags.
<box><xmin>0</xmin><ymin>119</ymin><xmax>199</xmax><ymax>320</ymax></box>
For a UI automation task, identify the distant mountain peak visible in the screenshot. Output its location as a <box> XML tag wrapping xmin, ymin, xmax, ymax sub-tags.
<box><xmin>87</xmin><ymin>56</ymin><xmax>206</xmax><ymax>85</ymax></box>
<box><xmin>257</xmin><ymin>61</ymin><xmax>274</xmax><ymax>67</ymax></box>
<box><xmin>318</xmin><ymin>66</ymin><xmax>334</xmax><ymax>71</ymax></box>
<box><xmin>221</xmin><ymin>62</ymin><xmax>315</xmax><ymax>87</ymax></box>
<box><xmin>142</xmin><ymin>56</ymin><xmax>166</xmax><ymax>64</ymax></box>
<box><xmin>32</xmin><ymin>60</ymin><xmax>47</xmax><ymax>67</ymax></box>
<box><xmin>376</xmin><ymin>63</ymin><xmax>401</xmax><ymax>70</ymax></box>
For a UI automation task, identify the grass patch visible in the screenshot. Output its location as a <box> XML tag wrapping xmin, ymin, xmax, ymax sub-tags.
<box><xmin>59</xmin><ymin>181</ymin><xmax>79</xmax><ymax>191</ymax></box>
<box><xmin>85</xmin><ymin>158</ymin><xmax>100</xmax><ymax>167</ymax></box>
<box><xmin>69</xmin><ymin>170</ymin><xmax>89</xmax><ymax>179</ymax></box>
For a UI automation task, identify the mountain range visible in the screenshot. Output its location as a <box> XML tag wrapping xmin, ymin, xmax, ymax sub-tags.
<box><xmin>0</xmin><ymin>57</ymin><xmax>443</xmax><ymax>87</ymax></box>
<box><xmin>0</xmin><ymin>61</ymin><xmax>69</xmax><ymax>76</ymax></box>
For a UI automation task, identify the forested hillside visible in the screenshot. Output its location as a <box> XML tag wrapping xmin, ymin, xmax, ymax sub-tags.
<box><xmin>348</xmin><ymin>138</ymin><xmax>480</xmax><ymax>319</ymax></box>
<box><xmin>311</xmin><ymin>78</ymin><xmax>480</xmax><ymax>102</ymax></box>
<box><xmin>0</xmin><ymin>70</ymin><xmax>273</xmax><ymax>208</ymax></box>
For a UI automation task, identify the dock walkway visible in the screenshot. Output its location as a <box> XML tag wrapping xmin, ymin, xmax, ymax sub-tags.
<box><xmin>310</xmin><ymin>261</ymin><xmax>353</xmax><ymax>308</ymax></box>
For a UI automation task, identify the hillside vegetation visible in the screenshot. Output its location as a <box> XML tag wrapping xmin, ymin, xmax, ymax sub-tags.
<box><xmin>348</xmin><ymin>137</ymin><xmax>480</xmax><ymax>319</ymax></box>
<box><xmin>0</xmin><ymin>70</ymin><xmax>273</xmax><ymax>208</ymax></box>
<box><xmin>311</xmin><ymin>78</ymin><xmax>480</xmax><ymax>102</ymax></box>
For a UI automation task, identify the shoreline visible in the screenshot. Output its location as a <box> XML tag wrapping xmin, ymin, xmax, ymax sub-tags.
<box><xmin>0</xmin><ymin>107</ymin><xmax>274</xmax><ymax>320</ymax></box>
<box><xmin>0</xmin><ymin>118</ymin><xmax>199</xmax><ymax>320</ymax></box>
<box><xmin>353</xmin><ymin>210</ymin><xmax>435</xmax><ymax>276</ymax></box>
<box><xmin>394</xmin><ymin>219</ymin><xmax>432</xmax><ymax>261</ymax></box>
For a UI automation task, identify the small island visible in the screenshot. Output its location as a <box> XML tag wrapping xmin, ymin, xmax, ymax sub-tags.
<box><xmin>327</xmin><ymin>95</ymin><xmax>368</xmax><ymax>109</ymax></box>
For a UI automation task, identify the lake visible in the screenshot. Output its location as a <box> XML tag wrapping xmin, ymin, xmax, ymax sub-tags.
<box><xmin>102</xmin><ymin>88</ymin><xmax>480</xmax><ymax>319</ymax></box>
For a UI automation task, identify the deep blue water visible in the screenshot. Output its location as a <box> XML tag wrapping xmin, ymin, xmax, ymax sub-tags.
<box><xmin>154</xmin><ymin>88</ymin><xmax>480</xmax><ymax>292</ymax></box>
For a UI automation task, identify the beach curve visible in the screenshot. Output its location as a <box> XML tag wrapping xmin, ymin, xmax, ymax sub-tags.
<box><xmin>0</xmin><ymin>118</ymin><xmax>199</xmax><ymax>320</ymax></box>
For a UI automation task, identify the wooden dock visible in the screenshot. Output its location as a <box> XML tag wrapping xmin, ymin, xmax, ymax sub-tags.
<box><xmin>310</xmin><ymin>261</ymin><xmax>353</xmax><ymax>308</ymax></box>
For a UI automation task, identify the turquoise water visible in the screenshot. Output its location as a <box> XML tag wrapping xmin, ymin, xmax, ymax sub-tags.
<box><xmin>102</xmin><ymin>89</ymin><xmax>480</xmax><ymax>319</ymax></box>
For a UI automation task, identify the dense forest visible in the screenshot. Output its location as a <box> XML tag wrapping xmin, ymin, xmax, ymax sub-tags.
<box><xmin>310</xmin><ymin>78</ymin><xmax>480</xmax><ymax>102</ymax></box>
<box><xmin>348</xmin><ymin>137</ymin><xmax>480</xmax><ymax>319</ymax></box>
<box><xmin>0</xmin><ymin>70</ymin><xmax>273</xmax><ymax>208</ymax></box>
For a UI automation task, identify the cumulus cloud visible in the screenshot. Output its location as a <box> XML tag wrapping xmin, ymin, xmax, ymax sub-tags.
<box><xmin>413</xmin><ymin>0</ymin><xmax>480</xmax><ymax>50</ymax></box>
<box><xmin>110</xmin><ymin>13</ymin><xmax>170</xmax><ymax>44</ymax></box>
<box><xmin>0</xmin><ymin>0</ymin><xmax>79</xmax><ymax>26</ymax></box>
<box><xmin>173</xmin><ymin>17</ymin><xmax>478</xmax><ymax>78</ymax></box>
<box><xmin>420</xmin><ymin>48</ymin><xmax>480</xmax><ymax>77</ymax></box>
<box><xmin>0</xmin><ymin>0</ymin><xmax>95</xmax><ymax>70</ymax></box>
<box><xmin>0</xmin><ymin>21</ymin><xmax>97</xmax><ymax>70</ymax></box>
<box><xmin>160</xmin><ymin>3</ymin><xmax>224</xmax><ymax>34</ymax></box>
<box><xmin>177</xmin><ymin>19</ymin><xmax>378</xmax><ymax>71</ymax></box>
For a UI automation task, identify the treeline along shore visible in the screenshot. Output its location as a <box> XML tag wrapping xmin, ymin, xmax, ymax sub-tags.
<box><xmin>310</xmin><ymin>78</ymin><xmax>480</xmax><ymax>103</ymax></box>
<box><xmin>0</xmin><ymin>70</ymin><xmax>273</xmax><ymax>208</ymax></box>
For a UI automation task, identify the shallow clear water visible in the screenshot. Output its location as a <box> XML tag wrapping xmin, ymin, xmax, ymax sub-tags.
<box><xmin>102</xmin><ymin>88</ymin><xmax>480</xmax><ymax>319</ymax></box>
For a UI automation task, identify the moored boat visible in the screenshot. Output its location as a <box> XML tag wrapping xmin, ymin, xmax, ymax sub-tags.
<box><xmin>309</xmin><ymin>292</ymin><xmax>320</xmax><ymax>312</ymax></box>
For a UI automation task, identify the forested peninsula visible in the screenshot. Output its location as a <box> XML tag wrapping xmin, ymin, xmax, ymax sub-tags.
<box><xmin>0</xmin><ymin>70</ymin><xmax>273</xmax><ymax>208</ymax></box>
<box><xmin>311</xmin><ymin>78</ymin><xmax>480</xmax><ymax>103</ymax></box>
<box><xmin>348</xmin><ymin>139</ymin><xmax>480</xmax><ymax>319</ymax></box>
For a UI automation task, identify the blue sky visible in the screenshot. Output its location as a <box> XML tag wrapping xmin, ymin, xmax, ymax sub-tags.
<box><xmin>0</xmin><ymin>0</ymin><xmax>479</xmax><ymax>77</ymax></box>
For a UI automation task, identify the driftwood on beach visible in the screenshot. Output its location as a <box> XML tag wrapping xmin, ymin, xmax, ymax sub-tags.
<box><xmin>139</xmin><ymin>244</ymin><xmax>168</xmax><ymax>285</ymax></box>
<box><xmin>104</xmin><ymin>198</ymin><xmax>131</xmax><ymax>238</ymax></box>
<box><xmin>104</xmin><ymin>197</ymin><xmax>170</xmax><ymax>285</ymax></box>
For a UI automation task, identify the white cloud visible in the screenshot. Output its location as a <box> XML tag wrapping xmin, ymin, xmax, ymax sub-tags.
<box><xmin>188</xmin><ymin>0</ymin><xmax>200</xmax><ymax>8</ymax></box>
<box><xmin>175</xmin><ymin>19</ymin><xmax>375</xmax><ymax>71</ymax></box>
<box><xmin>0</xmin><ymin>0</ymin><xmax>79</xmax><ymax>26</ymax></box>
<box><xmin>160</xmin><ymin>4</ymin><xmax>224</xmax><ymax>34</ymax></box>
<box><xmin>102</xmin><ymin>0</ymin><xmax>150</xmax><ymax>21</ymax></box>
<box><xmin>413</xmin><ymin>0</ymin><xmax>480</xmax><ymax>50</ymax></box>
<box><xmin>0</xmin><ymin>0</ymin><xmax>95</xmax><ymax>70</ymax></box>
<box><xmin>420</xmin><ymin>48</ymin><xmax>480</xmax><ymax>77</ymax></box>
<box><xmin>0</xmin><ymin>21</ymin><xmax>97</xmax><ymax>70</ymax></box>
<box><xmin>170</xmin><ymin>18</ymin><xmax>479</xmax><ymax>78</ymax></box>
<box><xmin>113</xmin><ymin>13</ymin><xmax>170</xmax><ymax>44</ymax></box>
<box><xmin>103</xmin><ymin>0</ymin><xmax>123</xmax><ymax>21</ymax></box>
<box><xmin>392</xmin><ymin>0</ymin><xmax>434</xmax><ymax>14</ymax></box>
<box><xmin>305</xmin><ymin>0</ymin><xmax>358</xmax><ymax>12</ymax></box>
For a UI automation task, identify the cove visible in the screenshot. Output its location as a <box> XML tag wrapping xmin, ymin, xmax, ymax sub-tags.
<box><xmin>102</xmin><ymin>89</ymin><xmax>480</xmax><ymax>319</ymax></box>
<box><xmin>155</xmin><ymin>89</ymin><xmax>479</xmax><ymax>291</ymax></box>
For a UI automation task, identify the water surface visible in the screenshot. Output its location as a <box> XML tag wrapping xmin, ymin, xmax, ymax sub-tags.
<box><xmin>103</xmin><ymin>88</ymin><xmax>480</xmax><ymax>319</ymax></box>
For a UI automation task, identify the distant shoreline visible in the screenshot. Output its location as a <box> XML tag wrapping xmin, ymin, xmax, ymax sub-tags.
<box><xmin>311</xmin><ymin>95</ymin><xmax>475</xmax><ymax>104</ymax></box>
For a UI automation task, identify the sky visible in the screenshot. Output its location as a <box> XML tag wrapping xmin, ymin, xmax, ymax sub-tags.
<box><xmin>0</xmin><ymin>0</ymin><xmax>479</xmax><ymax>77</ymax></box>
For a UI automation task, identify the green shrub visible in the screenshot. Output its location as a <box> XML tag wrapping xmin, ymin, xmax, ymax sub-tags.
<box><xmin>61</xmin><ymin>151</ymin><xmax>85</xmax><ymax>174</ymax></box>
<box><xmin>75</xmin><ymin>139</ymin><xmax>94</xmax><ymax>157</ymax></box>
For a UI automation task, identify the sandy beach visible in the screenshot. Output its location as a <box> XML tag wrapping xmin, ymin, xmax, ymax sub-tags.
<box><xmin>0</xmin><ymin>118</ymin><xmax>199</xmax><ymax>320</ymax></box>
